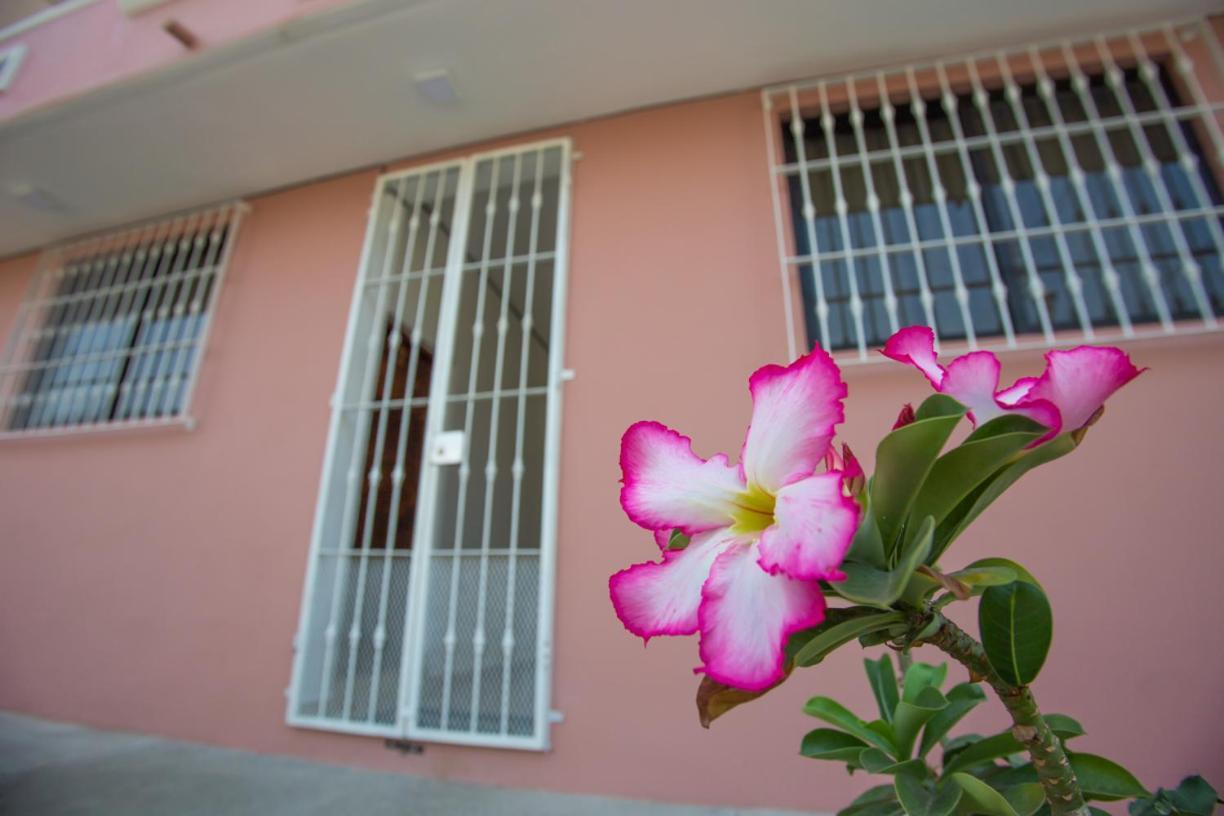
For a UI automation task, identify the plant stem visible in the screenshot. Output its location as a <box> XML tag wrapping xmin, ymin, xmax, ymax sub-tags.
<box><xmin>916</xmin><ymin>613</ymin><xmax>1090</xmax><ymax>816</ymax></box>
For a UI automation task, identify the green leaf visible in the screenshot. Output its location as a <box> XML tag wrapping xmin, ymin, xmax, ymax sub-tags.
<box><xmin>930</xmin><ymin>434</ymin><xmax>1077</xmax><ymax>563</ymax></box>
<box><xmin>961</xmin><ymin>558</ymin><xmax>1043</xmax><ymax>588</ymax></box>
<box><xmin>803</xmin><ymin>697</ymin><xmax>898</xmax><ymax>757</ymax></box>
<box><xmin>666</xmin><ymin>529</ymin><xmax>690</xmax><ymax>551</ymax></box>
<box><xmin>946</xmin><ymin>565</ymin><xmax>1018</xmax><ymax>594</ymax></box>
<box><xmin>840</xmin><ymin>786</ymin><xmax>905</xmax><ymax>816</ymax></box>
<box><xmin>943</xmin><ymin>731</ymin><xmax>1026</xmax><ymax>775</ymax></box>
<box><xmin>865</xmin><ymin>654</ymin><xmax>901</xmax><ymax>723</ymax></box>
<box><xmin>978</xmin><ymin>581</ymin><xmax>1053</xmax><ymax>686</ymax></box>
<box><xmin>870</xmin><ymin>394</ymin><xmax>965</xmax><ymax>553</ymax></box>
<box><xmin>793</xmin><ymin>611</ymin><xmax>906</xmax><ymax>667</ymax></box>
<box><xmin>1165</xmin><ymin>775</ymin><xmax>1221</xmax><ymax>816</ymax></box>
<box><xmin>918</xmin><ymin>683</ymin><xmax>986</xmax><ymax>758</ymax></box>
<box><xmin>801</xmin><ymin>728</ymin><xmax>869</xmax><ymax>762</ymax></box>
<box><xmin>902</xmin><ymin>661</ymin><xmax>948</xmax><ymax>702</ymax></box>
<box><xmin>893</xmin><ymin>685</ymin><xmax>948</xmax><ymax>760</ymax></box>
<box><xmin>786</xmin><ymin>607</ymin><xmax>881</xmax><ymax>665</ymax></box>
<box><xmin>861</xmin><ymin>748</ymin><xmax>930</xmax><ymax>777</ymax></box>
<box><xmin>950</xmin><ymin>773</ymin><xmax>1020</xmax><ymax>816</ymax></box>
<box><xmin>1004</xmin><ymin>784</ymin><xmax>1047</xmax><ymax>816</ymax></box>
<box><xmin>1041</xmin><ymin>713</ymin><xmax>1085</xmax><ymax>740</ymax></box>
<box><xmin>834</xmin><ymin>517</ymin><xmax>935</xmax><ymax>608</ymax></box>
<box><xmin>849</xmin><ymin>489</ymin><xmax>888</xmax><ymax>567</ymax></box>
<box><xmin>1069</xmin><ymin>753</ymin><xmax>1150</xmax><ymax>801</ymax></box>
<box><xmin>896</xmin><ymin>775</ymin><xmax>963</xmax><ymax>816</ymax></box>
<box><xmin>906</xmin><ymin>428</ymin><xmax>1043</xmax><ymax>556</ymax></box>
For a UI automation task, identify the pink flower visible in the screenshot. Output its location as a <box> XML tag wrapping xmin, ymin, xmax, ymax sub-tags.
<box><xmin>610</xmin><ymin>350</ymin><xmax>860</xmax><ymax>691</ymax></box>
<box><xmin>881</xmin><ymin>326</ymin><xmax>1144</xmax><ymax>443</ymax></box>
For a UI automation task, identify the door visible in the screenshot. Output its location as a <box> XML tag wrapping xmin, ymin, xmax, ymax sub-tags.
<box><xmin>287</xmin><ymin>139</ymin><xmax>570</xmax><ymax>750</ymax></box>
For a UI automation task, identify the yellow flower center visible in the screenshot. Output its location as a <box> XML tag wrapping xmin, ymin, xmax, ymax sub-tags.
<box><xmin>729</xmin><ymin>483</ymin><xmax>776</xmax><ymax>535</ymax></box>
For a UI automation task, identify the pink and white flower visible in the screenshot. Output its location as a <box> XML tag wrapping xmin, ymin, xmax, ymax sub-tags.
<box><xmin>610</xmin><ymin>350</ymin><xmax>860</xmax><ymax>691</ymax></box>
<box><xmin>881</xmin><ymin>326</ymin><xmax>1144</xmax><ymax>443</ymax></box>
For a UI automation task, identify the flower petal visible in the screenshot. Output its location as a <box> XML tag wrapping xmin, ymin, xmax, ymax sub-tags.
<box><xmin>757</xmin><ymin>471</ymin><xmax>858</xmax><ymax>581</ymax></box>
<box><xmin>620</xmin><ymin>421</ymin><xmax>744</xmax><ymax>534</ymax></box>
<box><xmin>1026</xmin><ymin>346</ymin><xmax>1145</xmax><ymax>430</ymax></box>
<box><xmin>697</xmin><ymin>544</ymin><xmax>826</xmax><ymax>691</ymax></box>
<box><xmin>881</xmin><ymin>326</ymin><xmax>945</xmax><ymax>387</ymax></box>
<box><xmin>609</xmin><ymin>528</ymin><xmax>740</xmax><ymax>641</ymax></box>
<box><xmin>740</xmin><ymin>349</ymin><xmax>847</xmax><ymax>493</ymax></box>
<box><xmin>939</xmin><ymin>351</ymin><xmax>1006</xmax><ymax>425</ymax></box>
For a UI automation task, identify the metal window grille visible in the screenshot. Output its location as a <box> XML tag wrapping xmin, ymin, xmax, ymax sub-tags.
<box><xmin>0</xmin><ymin>202</ymin><xmax>246</xmax><ymax>437</ymax></box>
<box><xmin>763</xmin><ymin>17</ymin><xmax>1224</xmax><ymax>361</ymax></box>
<box><xmin>287</xmin><ymin>139</ymin><xmax>571</xmax><ymax>751</ymax></box>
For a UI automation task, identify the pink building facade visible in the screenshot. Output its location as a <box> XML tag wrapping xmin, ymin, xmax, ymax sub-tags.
<box><xmin>1</xmin><ymin>1</ymin><xmax>1222</xmax><ymax>811</ymax></box>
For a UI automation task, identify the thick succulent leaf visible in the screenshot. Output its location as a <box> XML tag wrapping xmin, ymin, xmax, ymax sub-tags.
<box><xmin>840</xmin><ymin>786</ymin><xmax>905</xmax><ymax>816</ymax></box>
<box><xmin>804</xmin><ymin>697</ymin><xmax>898</xmax><ymax>757</ymax></box>
<box><xmin>861</xmin><ymin>748</ymin><xmax>931</xmax><ymax>777</ymax></box>
<box><xmin>946</xmin><ymin>565</ymin><xmax>1017</xmax><ymax>594</ymax></box>
<box><xmin>1004</xmin><ymin>784</ymin><xmax>1047</xmax><ymax>816</ymax></box>
<box><xmin>834</xmin><ymin>517</ymin><xmax>934</xmax><ymax>608</ymax></box>
<box><xmin>943</xmin><ymin>732</ymin><xmax>1026</xmax><ymax>775</ymax></box>
<box><xmin>1130</xmin><ymin>775</ymin><xmax>1221</xmax><ymax>816</ymax></box>
<box><xmin>801</xmin><ymin>728</ymin><xmax>870</xmax><ymax>763</ymax></box>
<box><xmin>896</xmin><ymin>774</ymin><xmax>963</xmax><ymax>816</ymax></box>
<box><xmin>849</xmin><ymin>488</ymin><xmax>888</xmax><ymax>568</ymax></box>
<box><xmin>792</xmin><ymin>611</ymin><xmax>906</xmax><ymax>667</ymax></box>
<box><xmin>1070</xmin><ymin>753</ymin><xmax>1150</xmax><ymax>801</ymax></box>
<box><xmin>786</xmin><ymin>607</ymin><xmax>882</xmax><ymax>664</ymax></box>
<box><xmin>929</xmin><ymin>434</ymin><xmax>1077</xmax><ymax>563</ymax></box>
<box><xmin>944</xmin><ymin>718</ymin><xmax>1084</xmax><ymax>775</ymax></box>
<box><xmin>865</xmin><ymin>654</ymin><xmax>901</xmax><ymax>723</ymax></box>
<box><xmin>893</xmin><ymin>685</ymin><xmax>948</xmax><ymax>760</ymax></box>
<box><xmin>951</xmin><ymin>773</ymin><xmax>1020</xmax><ymax>816</ymax></box>
<box><xmin>962</xmin><ymin>558</ymin><xmax>1043</xmax><ymax>588</ymax></box>
<box><xmin>870</xmin><ymin>394</ymin><xmax>965</xmax><ymax>553</ymax></box>
<box><xmin>666</xmin><ymin>529</ymin><xmax>691</xmax><ymax>551</ymax></box>
<box><xmin>979</xmin><ymin>581</ymin><xmax>1053</xmax><ymax>686</ymax></box>
<box><xmin>918</xmin><ymin>683</ymin><xmax>986</xmax><ymax>758</ymax></box>
<box><xmin>902</xmin><ymin>661</ymin><xmax>948</xmax><ymax>702</ymax></box>
<box><xmin>906</xmin><ymin>429</ymin><xmax>1043</xmax><ymax>556</ymax></box>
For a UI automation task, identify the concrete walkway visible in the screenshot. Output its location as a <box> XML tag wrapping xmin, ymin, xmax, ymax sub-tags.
<box><xmin>0</xmin><ymin>711</ymin><xmax>807</xmax><ymax>816</ymax></box>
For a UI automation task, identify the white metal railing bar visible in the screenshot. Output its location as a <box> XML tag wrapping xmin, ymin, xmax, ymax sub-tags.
<box><xmin>341</xmin><ymin>172</ymin><xmax>432</xmax><ymax>721</ymax></box>
<box><xmin>338</xmin><ymin>385</ymin><xmax>550</xmax><ymax>413</ymax></box>
<box><xmin>933</xmin><ymin>60</ymin><xmax>1017</xmax><ymax>347</ymax></box>
<box><xmin>787</xmin><ymin>86</ymin><xmax>833</xmax><ymax>351</ymax></box>
<box><xmin>0</xmin><ymin>203</ymin><xmax>243</xmax><ymax>437</ymax></box>
<box><xmin>1094</xmin><ymin>36</ymin><xmax>1216</xmax><ymax>327</ymax></box>
<box><xmin>964</xmin><ymin>58</ymin><xmax>1064</xmax><ymax>342</ymax></box>
<box><xmin>902</xmin><ymin>65</ymin><xmax>980</xmax><ymax>348</ymax></box>
<box><xmin>816</xmin><ymin>80</ymin><xmax>870</xmax><ymax>358</ymax></box>
<box><xmin>998</xmin><ymin>49</ymin><xmax>1134</xmax><ymax>338</ymax></box>
<box><xmin>500</xmin><ymin>148</ymin><xmax>545</xmax><ymax>736</ymax></box>
<box><xmin>762</xmin><ymin>16</ymin><xmax>1224</xmax><ymax>359</ymax></box>
<box><xmin>1056</xmin><ymin>40</ymin><xmax>1177</xmax><ymax>332</ymax></box>
<box><xmin>314</xmin><ymin>177</ymin><xmax>407</xmax><ymax>718</ymax></box>
<box><xmin>437</xmin><ymin>155</ymin><xmax>501</xmax><ymax>732</ymax></box>
<box><xmin>875</xmin><ymin>71</ymin><xmax>939</xmax><ymax>336</ymax></box>
<box><xmin>768</xmin><ymin>103</ymin><xmax>1224</xmax><ymax>176</ymax></box>
<box><xmin>468</xmin><ymin>152</ymin><xmax>523</xmax><ymax>733</ymax></box>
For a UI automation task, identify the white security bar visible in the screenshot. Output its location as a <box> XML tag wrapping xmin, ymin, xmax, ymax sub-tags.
<box><xmin>762</xmin><ymin>16</ymin><xmax>1224</xmax><ymax>359</ymax></box>
<box><xmin>0</xmin><ymin>203</ymin><xmax>245</xmax><ymax>436</ymax></box>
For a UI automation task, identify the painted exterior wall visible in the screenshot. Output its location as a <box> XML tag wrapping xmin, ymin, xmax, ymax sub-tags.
<box><xmin>1</xmin><ymin>83</ymin><xmax>1223</xmax><ymax>816</ymax></box>
<box><xmin>0</xmin><ymin>0</ymin><xmax>360</xmax><ymax>121</ymax></box>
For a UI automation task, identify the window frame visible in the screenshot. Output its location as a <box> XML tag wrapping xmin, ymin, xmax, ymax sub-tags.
<box><xmin>0</xmin><ymin>202</ymin><xmax>247</xmax><ymax>439</ymax></box>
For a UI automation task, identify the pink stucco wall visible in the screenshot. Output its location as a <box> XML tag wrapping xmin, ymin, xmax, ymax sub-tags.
<box><xmin>0</xmin><ymin>0</ymin><xmax>360</xmax><ymax>121</ymax></box>
<box><xmin>1</xmin><ymin>90</ymin><xmax>1222</xmax><ymax>812</ymax></box>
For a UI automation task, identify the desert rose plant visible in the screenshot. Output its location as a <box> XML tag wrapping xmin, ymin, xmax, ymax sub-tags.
<box><xmin>610</xmin><ymin>326</ymin><xmax>1219</xmax><ymax>816</ymax></box>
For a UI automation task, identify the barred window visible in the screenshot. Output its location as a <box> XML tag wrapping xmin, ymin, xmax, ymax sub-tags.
<box><xmin>765</xmin><ymin>21</ymin><xmax>1224</xmax><ymax>358</ymax></box>
<box><xmin>0</xmin><ymin>204</ymin><xmax>244</xmax><ymax>436</ymax></box>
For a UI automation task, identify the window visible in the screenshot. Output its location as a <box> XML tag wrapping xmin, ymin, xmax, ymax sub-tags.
<box><xmin>763</xmin><ymin>19</ymin><xmax>1224</xmax><ymax>359</ymax></box>
<box><xmin>0</xmin><ymin>203</ymin><xmax>245</xmax><ymax>436</ymax></box>
<box><xmin>287</xmin><ymin>140</ymin><xmax>570</xmax><ymax>750</ymax></box>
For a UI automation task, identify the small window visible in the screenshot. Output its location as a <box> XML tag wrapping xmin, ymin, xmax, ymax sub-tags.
<box><xmin>764</xmin><ymin>21</ymin><xmax>1224</xmax><ymax>358</ymax></box>
<box><xmin>0</xmin><ymin>203</ymin><xmax>246</xmax><ymax>437</ymax></box>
